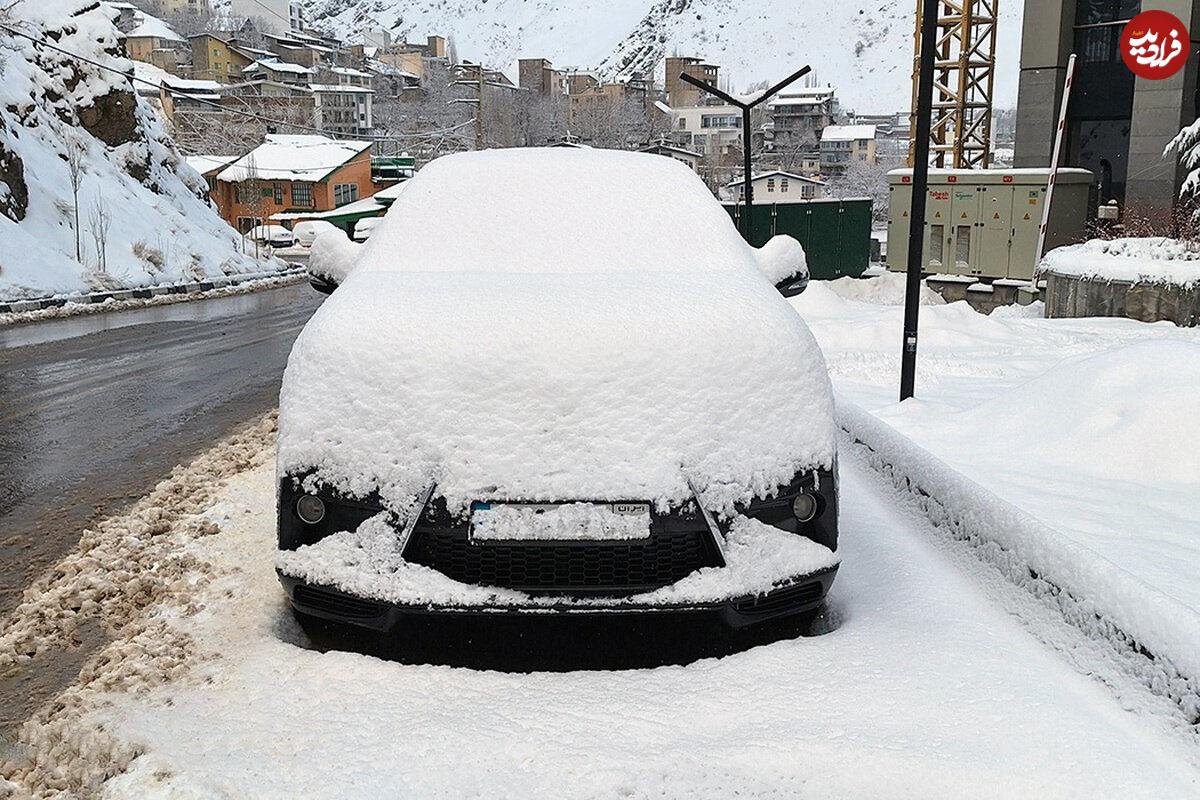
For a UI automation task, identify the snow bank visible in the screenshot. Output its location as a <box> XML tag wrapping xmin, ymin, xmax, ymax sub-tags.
<box><xmin>280</xmin><ymin>150</ymin><xmax>837</xmax><ymax>518</ymax></box>
<box><xmin>1041</xmin><ymin>237</ymin><xmax>1200</xmax><ymax>286</ymax></box>
<box><xmin>839</xmin><ymin>401</ymin><xmax>1200</xmax><ymax>719</ymax></box>
<box><xmin>0</xmin><ymin>1</ymin><xmax>262</xmax><ymax>301</ymax></box>
<box><xmin>824</xmin><ymin>271</ymin><xmax>946</xmax><ymax>306</ymax></box>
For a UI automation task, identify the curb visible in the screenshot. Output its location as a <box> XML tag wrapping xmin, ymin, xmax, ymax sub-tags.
<box><xmin>0</xmin><ymin>267</ymin><xmax>306</xmax><ymax>314</ymax></box>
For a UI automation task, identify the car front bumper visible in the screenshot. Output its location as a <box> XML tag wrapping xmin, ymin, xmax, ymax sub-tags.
<box><xmin>279</xmin><ymin>564</ymin><xmax>838</xmax><ymax>633</ymax></box>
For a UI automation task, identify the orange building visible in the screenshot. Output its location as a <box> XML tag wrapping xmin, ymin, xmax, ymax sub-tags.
<box><xmin>211</xmin><ymin>135</ymin><xmax>373</xmax><ymax>233</ymax></box>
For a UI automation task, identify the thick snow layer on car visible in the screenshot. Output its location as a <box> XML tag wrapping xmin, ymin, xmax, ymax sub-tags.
<box><xmin>275</xmin><ymin>510</ymin><xmax>838</xmax><ymax>608</ymax></box>
<box><xmin>752</xmin><ymin>234</ymin><xmax>807</xmax><ymax>284</ymax></box>
<box><xmin>356</xmin><ymin>149</ymin><xmax>758</xmax><ymax>275</ymax></box>
<box><xmin>1041</xmin><ymin>237</ymin><xmax>1200</xmax><ymax>286</ymax></box>
<box><xmin>470</xmin><ymin>502</ymin><xmax>652</xmax><ymax>541</ymax></box>
<box><xmin>306</xmin><ymin>229</ymin><xmax>360</xmax><ymax>285</ymax></box>
<box><xmin>280</xmin><ymin>150</ymin><xmax>836</xmax><ymax>518</ymax></box>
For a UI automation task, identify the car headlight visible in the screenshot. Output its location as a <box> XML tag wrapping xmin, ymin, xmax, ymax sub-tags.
<box><xmin>296</xmin><ymin>494</ymin><xmax>326</xmax><ymax>524</ymax></box>
<box><xmin>792</xmin><ymin>493</ymin><xmax>819</xmax><ymax>523</ymax></box>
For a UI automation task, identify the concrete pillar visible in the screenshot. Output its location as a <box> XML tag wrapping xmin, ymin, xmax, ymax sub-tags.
<box><xmin>1014</xmin><ymin>0</ymin><xmax>1076</xmax><ymax>167</ymax></box>
<box><xmin>1124</xmin><ymin>0</ymin><xmax>1200</xmax><ymax>223</ymax></box>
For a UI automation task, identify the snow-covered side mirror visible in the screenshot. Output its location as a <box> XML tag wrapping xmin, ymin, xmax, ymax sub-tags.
<box><xmin>307</xmin><ymin>229</ymin><xmax>362</xmax><ymax>294</ymax></box>
<box><xmin>753</xmin><ymin>235</ymin><xmax>809</xmax><ymax>297</ymax></box>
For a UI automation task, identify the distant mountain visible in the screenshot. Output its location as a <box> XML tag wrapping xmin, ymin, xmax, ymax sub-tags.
<box><xmin>285</xmin><ymin>0</ymin><xmax>1023</xmax><ymax>112</ymax></box>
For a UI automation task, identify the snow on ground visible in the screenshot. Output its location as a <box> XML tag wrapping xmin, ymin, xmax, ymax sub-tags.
<box><xmin>791</xmin><ymin>278</ymin><xmax>1200</xmax><ymax>623</ymax></box>
<box><xmin>0</xmin><ymin>2</ymin><xmax>263</xmax><ymax>301</ymax></box>
<box><xmin>1041</xmin><ymin>237</ymin><xmax>1200</xmax><ymax>285</ymax></box>
<box><xmin>7</xmin><ymin>452</ymin><xmax>1192</xmax><ymax>797</ymax></box>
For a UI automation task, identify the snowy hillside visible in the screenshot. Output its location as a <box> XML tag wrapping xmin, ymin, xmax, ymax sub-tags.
<box><xmin>282</xmin><ymin>0</ymin><xmax>1022</xmax><ymax>111</ymax></box>
<box><xmin>0</xmin><ymin>1</ymin><xmax>263</xmax><ymax>301</ymax></box>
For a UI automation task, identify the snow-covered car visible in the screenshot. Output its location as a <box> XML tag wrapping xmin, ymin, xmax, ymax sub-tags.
<box><xmin>352</xmin><ymin>216</ymin><xmax>383</xmax><ymax>242</ymax></box>
<box><xmin>306</xmin><ymin>229</ymin><xmax>361</xmax><ymax>294</ymax></box>
<box><xmin>276</xmin><ymin>149</ymin><xmax>839</xmax><ymax>638</ymax></box>
<box><xmin>245</xmin><ymin>224</ymin><xmax>294</xmax><ymax>248</ymax></box>
<box><xmin>292</xmin><ymin>219</ymin><xmax>340</xmax><ymax>248</ymax></box>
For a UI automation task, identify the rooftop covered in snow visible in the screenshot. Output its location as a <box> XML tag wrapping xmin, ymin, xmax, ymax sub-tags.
<box><xmin>820</xmin><ymin>124</ymin><xmax>877</xmax><ymax>142</ymax></box>
<box><xmin>217</xmin><ymin>135</ymin><xmax>372</xmax><ymax>183</ymax></box>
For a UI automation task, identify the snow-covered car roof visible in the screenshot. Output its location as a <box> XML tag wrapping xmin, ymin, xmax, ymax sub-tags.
<box><xmin>279</xmin><ymin>149</ymin><xmax>836</xmax><ymax>517</ymax></box>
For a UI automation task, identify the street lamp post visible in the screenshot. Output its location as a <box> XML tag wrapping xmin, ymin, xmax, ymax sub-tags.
<box><xmin>680</xmin><ymin>66</ymin><xmax>811</xmax><ymax>243</ymax></box>
<box><xmin>900</xmin><ymin>0</ymin><xmax>940</xmax><ymax>402</ymax></box>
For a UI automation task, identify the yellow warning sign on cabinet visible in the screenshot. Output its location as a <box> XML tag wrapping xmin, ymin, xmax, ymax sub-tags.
<box><xmin>1023</xmin><ymin>213</ymin><xmax>1031</xmax><ymax>220</ymax></box>
<box><xmin>961</xmin><ymin>212</ymin><xmax>968</xmax><ymax>218</ymax></box>
<box><xmin>902</xmin><ymin>210</ymin><xmax>908</xmax><ymax>217</ymax></box>
<box><xmin>934</xmin><ymin>211</ymin><xmax>941</xmax><ymax>218</ymax></box>
<box><xmin>993</xmin><ymin>212</ymin><xmax>1001</xmax><ymax>219</ymax></box>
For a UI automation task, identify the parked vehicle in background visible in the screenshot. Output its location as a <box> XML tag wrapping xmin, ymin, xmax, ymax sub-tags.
<box><xmin>352</xmin><ymin>217</ymin><xmax>383</xmax><ymax>242</ymax></box>
<box><xmin>293</xmin><ymin>220</ymin><xmax>340</xmax><ymax>248</ymax></box>
<box><xmin>245</xmin><ymin>224</ymin><xmax>294</xmax><ymax>248</ymax></box>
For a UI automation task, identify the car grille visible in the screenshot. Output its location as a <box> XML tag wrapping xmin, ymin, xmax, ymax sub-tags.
<box><xmin>402</xmin><ymin>527</ymin><xmax>723</xmax><ymax>596</ymax></box>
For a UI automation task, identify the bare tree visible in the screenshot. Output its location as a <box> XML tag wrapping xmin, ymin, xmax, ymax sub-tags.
<box><xmin>88</xmin><ymin>189</ymin><xmax>112</xmax><ymax>273</ymax></box>
<box><xmin>65</xmin><ymin>140</ymin><xmax>85</xmax><ymax>262</ymax></box>
<box><xmin>239</xmin><ymin>153</ymin><xmax>265</xmax><ymax>258</ymax></box>
<box><xmin>826</xmin><ymin>158</ymin><xmax>893</xmax><ymax>223</ymax></box>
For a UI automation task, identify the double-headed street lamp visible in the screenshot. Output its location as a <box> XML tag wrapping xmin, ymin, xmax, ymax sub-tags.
<box><xmin>679</xmin><ymin>66</ymin><xmax>811</xmax><ymax>242</ymax></box>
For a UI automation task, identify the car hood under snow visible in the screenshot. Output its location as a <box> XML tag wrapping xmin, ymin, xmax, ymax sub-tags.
<box><xmin>278</xmin><ymin>267</ymin><xmax>835</xmax><ymax>518</ymax></box>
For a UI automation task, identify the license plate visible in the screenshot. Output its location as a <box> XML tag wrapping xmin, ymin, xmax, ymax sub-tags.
<box><xmin>470</xmin><ymin>502</ymin><xmax>651</xmax><ymax>542</ymax></box>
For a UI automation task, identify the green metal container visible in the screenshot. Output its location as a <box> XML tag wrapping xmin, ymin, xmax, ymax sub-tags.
<box><xmin>723</xmin><ymin>198</ymin><xmax>872</xmax><ymax>280</ymax></box>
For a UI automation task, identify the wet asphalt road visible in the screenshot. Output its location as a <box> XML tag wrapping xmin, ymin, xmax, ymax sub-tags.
<box><xmin>0</xmin><ymin>283</ymin><xmax>323</xmax><ymax>619</ymax></box>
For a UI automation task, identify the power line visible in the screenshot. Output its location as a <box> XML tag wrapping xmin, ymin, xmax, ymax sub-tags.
<box><xmin>0</xmin><ymin>21</ymin><xmax>474</xmax><ymax>143</ymax></box>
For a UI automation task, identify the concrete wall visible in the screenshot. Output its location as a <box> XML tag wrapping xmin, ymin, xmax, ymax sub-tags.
<box><xmin>1014</xmin><ymin>0</ymin><xmax>1076</xmax><ymax>167</ymax></box>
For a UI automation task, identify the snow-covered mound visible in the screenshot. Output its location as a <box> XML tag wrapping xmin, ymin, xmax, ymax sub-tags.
<box><xmin>307</xmin><ymin>229</ymin><xmax>361</xmax><ymax>285</ymax></box>
<box><xmin>1041</xmin><ymin>237</ymin><xmax>1200</xmax><ymax>287</ymax></box>
<box><xmin>279</xmin><ymin>149</ymin><xmax>837</xmax><ymax>518</ymax></box>
<box><xmin>929</xmin><ymin>340</ymin><xmax>1200</xmax><ymax>486</ymax></box>
<box><xmin>250</xmin><ymin>0</ymin><xmax>1022</xmax><ymax>111</ymax></box>
<box><xmin>753</xmin><ymin>234</ymin><xmax>807</xmax><ymax>285</ymax></box>
<box><xmin>0</xmin><ymin>1</ymin><xmax>263</xmax><ymax>301</ymax></box>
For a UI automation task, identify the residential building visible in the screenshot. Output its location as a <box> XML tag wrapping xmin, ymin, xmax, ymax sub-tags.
<box><xmin>665</xmin><ymin>57</ymin><xmax>719</xmax><ymax>108</ymax></box>
<box><xmin>767</xmin><ymin>86</ymin><xmax>838</xmax><ymax>150</ymax></box>
<box><xmin>1013</xmin><ymin>0</ymin><xmax>1200</xmax><ymax>219</ymax></box>
<box><xmin>519</xmin><ymin>58</ymin><xmax>569</xmax><ymax>96</ymax></box>
<box><xmin>240</xmin><ymin>57</ymin><xmax>313</xmax><ymax>86</ymax></box>
<box><xmin>568</xmin><ymin>80</ymin><xmax>647</xmax><ymax>132</ymax></box>
<box><xmin>311</xmin><ymin>82</ymin><xmax>374</xmax><ymax>135</ymax></box>
<box><xmin>189</xmin><ymin>34</ymin><xmax>256</xmax><ymax>82</ymax></box>
<box><xmin>211</xmin><ymin>135</ymin><xmax>373</xmax><ymax>232</ymax></box>
<box><xmin>672</xmin><ymin>103</ymin><xmax>744</xmax><ymax>156</ymax></box>
<box><xmin>230</xmin><ymin>0</ymin><xmax>299</xmax><ymax>35</ymax></box>
<box><xmin>112</xmin><ymin>4</ymin><xmax>187</xmax><ymax>73</ymax></box>
<box><xmin>721</xmin><ymin>170</ymin><xmax>826</xmax><ymax>203</ymax></box>
<box><xmin>185</xmin><ymin>155</ymin><xmax>236</xmax><ymax>192</ymax></box>
<box><xmin>639</xmin><ymin>142</ymin><xmax>702</xmax><ymax>172</ymax></box>
<box><xmin>819</xmin><ymin>124</ymin><xmax>877</xmax><ymax>173</ymax></box>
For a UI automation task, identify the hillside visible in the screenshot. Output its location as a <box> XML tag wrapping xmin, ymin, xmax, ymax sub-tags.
<box><xmin>286</xmin><ymin>0</ymin><xmax>1023</xmax><ymax>112</ymax></box>
<box><xmin>0</xmin><ymin>1</ymin><xmax>264</xmax><ymax>301</ymax></box>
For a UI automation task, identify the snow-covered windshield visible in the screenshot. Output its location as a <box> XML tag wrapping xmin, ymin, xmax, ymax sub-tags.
<box><xmin>354</xmin><ymin>148</ymin><xmax>756</xmax><ymax>276</ymax></box>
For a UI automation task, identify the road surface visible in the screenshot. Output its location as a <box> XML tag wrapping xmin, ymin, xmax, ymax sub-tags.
<box><xmin>0</xmin><ymin>283</ymin><xmax>322</xmax><ymax>733</ymax></box>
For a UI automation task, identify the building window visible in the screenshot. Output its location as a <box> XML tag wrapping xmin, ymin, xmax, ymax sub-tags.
<box><xmin>781</xmin><ymin>178</ymin><xmax>789</xmax><ymax>192</ymax></box>
<box><xmin>333</xmin><ymin>183</ymin><xmax>359</xmax><ymax>206</ymax></box>
<box><xmin>767</xmin><ymin>178</ymin><xmax>775</xmax><ymax>192</ymax></box>
<box><xmin>292</xmin><ymin>183</ymin><xmax>313</xmax><ymax>207</ymax></box>
<box><xmin>801</xmin><ymin>185</ymin><xmax>814</xmax><ymax>199</ymax></box>
<box><xmin>701</xmin><ymin>114</ymin><xmax>740</xmax><ymax>129</ymax></box>
<box><xmin>273</xmin><ymin>183</ymin><xmax>283</xmax><ymax>204</ymax></box>
<box><xmin>678</xmin><ymin>118</ymin><xmax>687</xmax><ymax>129</ymax></box>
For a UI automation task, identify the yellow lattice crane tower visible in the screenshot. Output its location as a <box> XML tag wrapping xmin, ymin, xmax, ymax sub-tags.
<box><xmin>908</xmin><ymin>0</ymin><xmax>998</xmax><ymax>168</ymax></box>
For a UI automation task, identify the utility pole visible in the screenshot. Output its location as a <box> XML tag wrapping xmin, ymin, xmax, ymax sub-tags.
<box><xmin>680</xmin><ymin>66</ymin><xmax>810</xmax><ymax>244</ymax></box>
<box><xmin>450</xmin><ymin>62</ymin><xmax>486</xmax><ymax>150</ymax></box>
<box><xmin>901</xmin><ymin>0</ymin><xmax>940</xmax><ymax>401</ymax></box>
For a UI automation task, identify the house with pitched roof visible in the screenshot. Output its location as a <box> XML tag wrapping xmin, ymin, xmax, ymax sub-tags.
<box><xmin>210</xmin><ymin>135</ymin><xmax>373</xmax><ymax>232</ymax></box>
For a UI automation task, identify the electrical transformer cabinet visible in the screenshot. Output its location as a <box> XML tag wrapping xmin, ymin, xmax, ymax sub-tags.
<box><xmin>885</xmin><ymin>168</ymin><xmax>1093</xmax><ymax>280</ymax></box>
